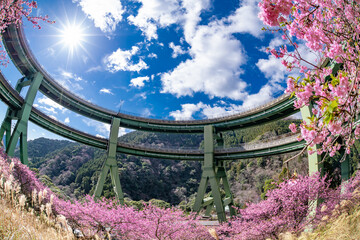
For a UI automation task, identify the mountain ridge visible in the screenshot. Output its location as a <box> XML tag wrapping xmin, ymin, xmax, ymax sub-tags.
<box><xmin>19</xmin><ymin>119</ymin><xmax>308</xmax><ymax>205</ymax></box>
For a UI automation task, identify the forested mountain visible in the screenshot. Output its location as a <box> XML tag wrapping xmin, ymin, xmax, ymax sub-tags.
<box><xmin>18</xmin><ymin>119</ymin><xmax>324</xmax><ymax>206</ymax></box>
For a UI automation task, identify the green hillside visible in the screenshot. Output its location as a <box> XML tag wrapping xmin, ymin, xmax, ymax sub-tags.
<box><xmin>20</xmin><ymin>119</ymin><xmax>322</xmax><ymax>205</ymax></box>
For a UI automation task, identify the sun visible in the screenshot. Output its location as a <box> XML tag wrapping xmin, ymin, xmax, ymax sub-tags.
<box><xmin>45</xmin><ymin>11</ymin><xmax>95</xmax><ymax>66</ymax></box>
<box><xmin>54</xmin><ymin>20</ymin><xmax>92</xmax><ymax>64</ymax></box>
<box><xmin>60</xmin><ymin>24</ymin><xmax>85</xmax><ymax>49</ymax></box>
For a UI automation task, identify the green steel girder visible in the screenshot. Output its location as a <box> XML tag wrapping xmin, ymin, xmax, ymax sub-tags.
<box><xmin>115</xmin><ymin>146</ymin><xmax>203</xmax><ymax>160</ymax></box>
<box><xmin>94</xmin><ymin>117</ymin><xmax>124</xmax><ymax>203</ymax></box>
<box><xmin>216</xmin><ymin>140</ymin><xmax>305</xmax><ymax>160</ymax></box>
<box><xmin>0</xmin><ymin>77</ymin><xmax>31</xmax><ymax>147</ymax></box>
<box><xmin>39</xmin><ymin>79</ymin><xmax>113</xmax><ymax>123</ymax></box>
<box><xmin>214</xmin><ymin>160</ymin><xmax>236</xmax><ymax>217</ymax></box>
<box><xmin>2</xmin><ymin>73</ymin><xmax>43</xmax><ymax>165</ymax></box>
<box><xmin>29</xmin><ymin>109</ymin><xmax>108</xmax><ymax>149</ymax></box>
<box><xmin>193</xmin><ymin>125</ymin><xmax>235</xmax><ymax>223</ymax></box>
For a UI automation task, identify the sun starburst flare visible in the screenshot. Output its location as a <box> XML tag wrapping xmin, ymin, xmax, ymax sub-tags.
<box><xmin>60</xmin><ymin>24</ymin><xmax>84</xmax><ymax>49</ymax></box>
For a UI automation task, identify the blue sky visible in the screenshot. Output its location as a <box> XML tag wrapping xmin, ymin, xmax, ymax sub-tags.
<box><xmin>0</xmin><ymin>0</ymin><xmax>295</xmax><ymax>140</ymax></box>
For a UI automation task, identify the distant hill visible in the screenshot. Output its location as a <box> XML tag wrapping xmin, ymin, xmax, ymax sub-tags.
<box><xmin>21</xmin><ymin>119</ymin><xmax>310</xmax><ymax>205</ymax></box>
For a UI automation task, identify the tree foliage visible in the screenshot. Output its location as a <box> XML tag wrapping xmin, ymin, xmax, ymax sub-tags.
<box><xmin>259</xmin><ymin>0</ymin><xmax>360</xmax><ymax>157</ymax></box>
<box><xmin>0</xmin><ymin>0</ymin><xmax>53</xmax><ymax>66</ymax></box>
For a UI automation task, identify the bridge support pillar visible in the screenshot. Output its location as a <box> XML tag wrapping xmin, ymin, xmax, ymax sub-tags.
<box><xmin>340</xmin><ymin>149</ymin><xmax>351</xmax><ymax>193</ymax></box>
<box><xmin>300</xmin><ymin>103</ymin><xmax>323</xmax><ymax>175</ymax></box>
<box><xmin>0</xmin><ymin>110</ymin><xmax>13</xmax><ymax>148</ymax></box>
<box><xmin>193</xmin><ymin>125</ymin><xmax>235</xmax><ymax>222</ymax></box>
<box><xmin>94</xmin><ymin>117</ymin><xmax>124</xmax><ymax>203</ymax></box>
<box><xmin>0</xmin><ymin>74</ymin><xmax>42</xmax><ymax>165</ymax></box>
<box><xmin>341</xmin><ymin>156</ymin><xmax>351</xmax><ymax>182</ymax></box>
<box><xmin>301</xmin><ymin>103</ymin><xmax>323</xmax><ymax>227</ymax></box>
<box><xmin>0</xmin><ymin>77</ymin><xmax>30</xmax><ymax>149</ymax></box>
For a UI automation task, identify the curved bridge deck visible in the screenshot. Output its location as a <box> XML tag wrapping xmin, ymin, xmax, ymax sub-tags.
<box><xmin>0</xmin><ymin>71</ymin><xmax>304</xmax><ymax>160</ymax></box>
<box><xmin>3</xmin><ymin>25</ymin><xmax>298</xmax><ymax>133</ymax></box>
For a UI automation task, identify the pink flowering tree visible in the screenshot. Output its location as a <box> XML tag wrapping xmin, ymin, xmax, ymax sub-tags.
<box><xmin>0</xmin><ymin>147</ymin><xmax>210</xmax><ymax>239</ymax></box>
<box><xmin>259</xmin><ymin>0</ymin><xmax>360</xmax><ymax>157</ymax></box>
<box><xmin>217</xmin><ymin>172</ymin><xmax>360</xmax><ymax>239</ymax></box>
<box><xmin>0</xmin><ymin>0</ymin><xmax>53</xmax><ymax>66</ymax></box>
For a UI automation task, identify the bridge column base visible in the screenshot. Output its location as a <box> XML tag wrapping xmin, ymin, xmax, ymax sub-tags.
<box><xmin>94</xmin><ymin>117</ymin><xmax>124</xmax><ymax>203</ymax></box>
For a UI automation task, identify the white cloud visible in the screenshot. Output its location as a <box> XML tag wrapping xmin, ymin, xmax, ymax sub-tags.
<box><xmin>131</xmin><ymin>92</ymin><xmax>147</xmax><ymax>100</ymax></box>
<box><xmin>181</xmin><ymin>0</ymin><xmax>211</xmax><ymax>41</ymax></box>
<box><xmin>169</xmin><ymin>42</ymin><xmax>187</xmax><ymax>58</ymax></box>
<box><xmin>142</xmin><ymin>108</ymin><xmax>153</xmax><ymax>117</ymax></box>
<box><xmin>148</xmin><ymin>53</ymin><xmax>158</xmax><ymax>58</ymax></box>
<box><xmin>105</xmin><ymin>46</ymin><xmax>149</xmax><ymax>73</ymax></box>
<box><xmin>47</xmin><ymin>47</ymin><xmax>55</xmax><ymax>56</ymax></box>
<box><xmin>61</xmin><ymin>70</ymin><xmax>83</xmax><ymax>82</ymax></box>
<box><xmin>169</xmin><ymin>103</ymin><xmax>204</xmax><ymax>120</ymax></box>
<box><xmin>33</xmin><ymin>104</ymin><xmax>56</xmax><ymax>114</ymax></box>
<box><xmin>161</xmin><ymin>23</ymin><xmax>248</xmax><ymax>100</ymax></box>
<box><xmin>86</xmin><ymin>66</ymin><xmax>102</xmax><ymax>73</ymax></box>
<box><xmin>64</xmin><ymin>117</ymin><xmax>70</xmax><ymax>124</ymax></box>
<box><xmin>240</xmin><ymin>84</ymin><xmax>275</xmax><ymax>110</ymax></box>
<box><xmin>256</xmin><ymin>37</ymin><xmax>319</xmax><ymax>86</ymax></box>
<box><xmin>53</xmin><ymin>69</ymin><xmax>85</xmax><ymax>94</ymax></box>
<box><xmin>49</xmin><ymin>115</ymin><xmax>58</xmax><ymax>121</ymax></box>
<box><xmin>160</xmin><ymin>0</ymin><xmax>265</xmax><ymax>100</ymax></box>
<box><xmin>83</xmin><ymin>119</ymin><xmax>110</xmax><ymax>135</ymax></box>
<box><xmin>226</xmin><ymin>0</ymin><xmax>264</xmax><ymax>38</ymax></box>
<box><xmin>83</xmin><ymin>119</ymin><xmax>128</xmax><ymax>137</ymax></box>
<box><xmin>127</xmin><ymin>0</ymin><xmax>183</xmax><ymax>40</ymax></box>
<box><xmin>36</xmin><ymin>96</ymin><xmax>66</xmax><ymax>114</ymax></box>
<box><xmin>126</xmin><ymin>1</ymin><xmax>265</xmax><ymax>100</ymax></box>
<box><xmin>267</xmin><ymin>37</ymin><xmax>287</xmax><ymax>50</ymax></box>
<box><xmin>99</xmin><ymin>88</ymin><xmax>114</xmax><ymax>95</ymax></box>
<box><xmin>256</xmin><ymin>56</ymin><xmax>287</xmax><ymax>83</ymax></box>
<box><xmin>129</xmin><ymin>76</ymin><xmax>150</xmax><ymax>88</ymax></box>
<box><xmin>169</xmin><ymin>84</ymin><xmax>280</xmax><ymax>120</ymax></box>
<box><xmin>73</xmin><ymin>0</ymin><xmax>124</xmax><ymax>33</ymax></box>
<box><xmin>256</xmin><ymin>37</ymin><xmax>288</xmax><ymax>84</ymax></box>
<box><xmin>118</xmin><ymin>127</ymin><xmax>128</xmax><ymax>137</ymax></box>
<box><xmin>169</xmin><ymin>102</ymin><xmax>246</xmax><ymax>120</ymax></box>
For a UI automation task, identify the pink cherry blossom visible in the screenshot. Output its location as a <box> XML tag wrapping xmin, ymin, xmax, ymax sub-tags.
<box><xmin>0</xmin><ymin>1</ymin><xmax>53</xmax><ymax>66</ymax></box>
<box><xmin>259</xmin><ymin>0</ymin><xmax>360</xmax><ymax>157</ymax></box>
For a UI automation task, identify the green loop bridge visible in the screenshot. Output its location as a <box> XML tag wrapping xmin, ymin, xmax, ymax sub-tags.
<box><xmin>0</xmin><ymin>25</ymin><xmax>350</xmax><ymax>222</ymax></box>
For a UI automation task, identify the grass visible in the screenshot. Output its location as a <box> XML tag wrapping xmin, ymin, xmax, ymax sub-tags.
<box><xmin>297</xmin><ymin>206</ymin><xmax>360</xmax><ymax>240</ymax></box>
<box><xmin>278</xmin><ymin>188</ymin><xmax>360</xmax><ymax>240</ymax></box>
<box><xmin>0</xmin><ymin>197</ymin><xmax>74</xmax><ymax>240</ymax></box>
